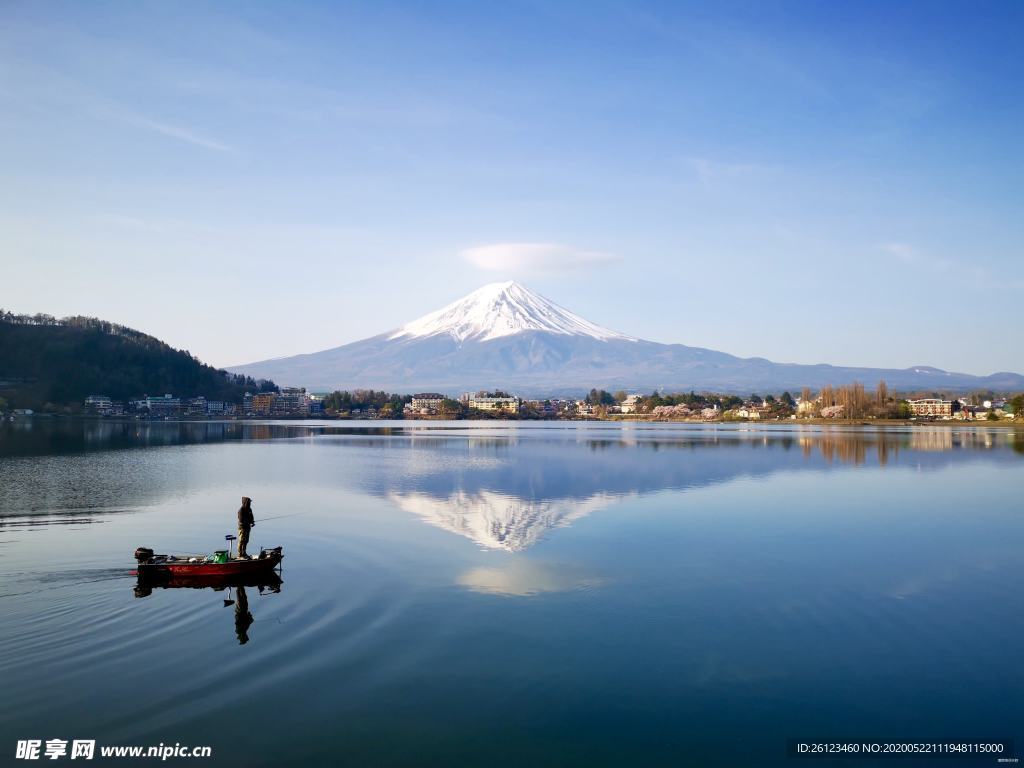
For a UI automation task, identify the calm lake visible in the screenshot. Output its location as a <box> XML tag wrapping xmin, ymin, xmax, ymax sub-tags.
<box><xmin>1</xmin><ymin>419</ymin><xmax>1022</xmax><ymax>766</ymax></box>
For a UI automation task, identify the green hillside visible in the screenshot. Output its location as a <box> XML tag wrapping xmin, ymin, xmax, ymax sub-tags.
<box><xmin>0</xmin><ymin>311</ymin><xmax>276</xmax><ymax>411</ymax></box>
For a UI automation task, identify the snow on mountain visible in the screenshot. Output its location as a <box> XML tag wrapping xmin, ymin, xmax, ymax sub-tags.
<box><xmin>388</xmin><ymin>281</ymin><xmax>636</xmax><ymax>344</ymax></box>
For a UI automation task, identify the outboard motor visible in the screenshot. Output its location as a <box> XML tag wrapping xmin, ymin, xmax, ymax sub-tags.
<box><xmin>134</xmin><ymin>547</ymin><xmax>155</xmax><ymax>564</ymax></box>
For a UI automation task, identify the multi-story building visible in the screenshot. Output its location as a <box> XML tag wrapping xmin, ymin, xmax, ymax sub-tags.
<box><xmin>84</xmin><ymin>395</ymin><xmax>112</xmax><ymax>414</ymax></box>
<box><xmin>273</xmin><ymin>387</ymin><xmax>309</xmax><ymax>416</ymax></box>
<box><xmin>907</xmin><ymin>398</ymin><xmax>953</xmax><ymax>418</ymax></box>
<box><xmin>206</xmin><ymin>401</ymin><xmax>225</xmax><ymax>415</ymax></box>
<box><xmin>248</xmin><ymin>393</ymin><xmax>275</xmax><ymax>416</ymax></box>
<box><xmin>468</xmin><ymin>396</ymin><xmax>520</xmax><ymax>413</ymax></box>
<box><xmin>141</xmin><ymin>394</ymin><xmax>181</xmax><ymax>417</ymax></box>
<box><xmin>411</xmin><ymin>393</ymin><xmax>446</xmax><ymax>413</ymax></box>
<box><xmin>185</xmin><ymin>397</ymin><xmax>207</xmax><ymax>415</ymax></box>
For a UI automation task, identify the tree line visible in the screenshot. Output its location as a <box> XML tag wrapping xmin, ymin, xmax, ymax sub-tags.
<box><xmin>321</xmin><ymin>390</ymin><xmax>412</xmax><ymax>417</ymax></box>
<box><xmin>0</xmin><ymin>311</ymin><xmax>276</xmax><ymax>411</ymax></box>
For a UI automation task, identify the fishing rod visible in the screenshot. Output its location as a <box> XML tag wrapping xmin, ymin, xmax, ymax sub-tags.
<box><xmin>254</xmin><ymin>511</ymin><xmax>310</xmax><ymax>523</ymax></box>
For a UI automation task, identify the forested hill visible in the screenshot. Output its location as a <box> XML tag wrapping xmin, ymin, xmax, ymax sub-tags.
<box><xmin>0</xmin><ymin>311</ymin><xmax>275</xmax><ymax>411</ymax></box>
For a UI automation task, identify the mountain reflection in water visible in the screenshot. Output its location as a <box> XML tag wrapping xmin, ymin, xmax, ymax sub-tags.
<box><xmin>2</xmin><ymin>420</ymin><xmax>1021</xmax><ymax>551</ymax></box>
<box><xmin>388</xmin><ymin>489</ymin><xmax>623</xmax><ymax>551</ymax></box>
<box><xmin>337</xmin><ymin>425</ymin><xmax>1022</xmax><ymax>551</ymax></box>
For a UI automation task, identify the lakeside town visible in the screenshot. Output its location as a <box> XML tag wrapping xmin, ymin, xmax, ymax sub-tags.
<box><xmin>4</xmin><ymin>312</ymin><xmax>1022</xmax><ymax>425</ymax></box>
<box><xmin>5</xmin><ymin>382</ymin><xmax>1017</xmax><ymax>423</ymax></box>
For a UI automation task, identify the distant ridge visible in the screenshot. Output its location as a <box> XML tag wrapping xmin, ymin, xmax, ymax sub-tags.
<box><xmin>229</xmin><ymin>283</ymin><xmax>1024</xmax><ymax>395</ymax></box>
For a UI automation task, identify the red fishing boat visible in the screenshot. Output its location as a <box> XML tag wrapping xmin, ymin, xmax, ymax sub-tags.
<box><xmin>133</xmin><ymin>544</ymin><xmax>283</xmax><ymax>578</ymax></box>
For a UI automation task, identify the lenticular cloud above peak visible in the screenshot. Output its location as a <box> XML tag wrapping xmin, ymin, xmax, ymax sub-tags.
<box><xmin>461</xmin><ymin>242</ymin><xmax>618</xmax><ymax>274</ymax></box>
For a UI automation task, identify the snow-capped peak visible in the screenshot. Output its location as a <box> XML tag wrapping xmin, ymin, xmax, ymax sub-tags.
<box><xmin>388</xmin><ymin>281</ymin><xmax>636</xmax><ymax>343</ymax></box>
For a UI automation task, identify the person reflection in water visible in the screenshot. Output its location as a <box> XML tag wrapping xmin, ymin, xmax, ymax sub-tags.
<box><xmin>234</xmin><ymin>586</ymin><xmax>254</xmax><ymax>645</ymax></box>
<box><xmin>237</xmin><ymin>496</ymin><xmax>255</xmax><ymax>559</ymax></box>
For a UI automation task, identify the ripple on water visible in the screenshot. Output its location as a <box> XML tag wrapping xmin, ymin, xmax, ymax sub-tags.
<box><xmin>0</xmin><ymin>533</ymin><xmax>433</xmax><ymax>745</ymax></box>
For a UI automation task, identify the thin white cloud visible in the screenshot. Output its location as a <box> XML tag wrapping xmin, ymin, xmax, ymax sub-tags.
<box><xmin>878</xmin><ymin>242</ymin><xmax>1018</xmax><ymax>291</ymax></box>
<box><xmin>1</xmin><ymin>58</ymin><xmax>238</xmax><ymax>155</ymax></box>
<box><xmin>125</xmin><ymin>116</ymin><xmax>237</xmax><ymax>153</ymax></box>
<box><xmin>685</xmin><ymin>156</ymin><xmax>777</xmax><ymax>182</ymax></box>
<box><xmin>881</xmin><ymin>242</ymin><xmax>919</xmax><ymax>263</ymax></box>
<box><xmin>462</xmin><ymin>242</ymin><xmax>618</xmax><ymax>274</ymax></box>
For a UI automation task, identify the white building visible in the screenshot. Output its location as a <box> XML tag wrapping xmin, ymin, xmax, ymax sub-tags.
<box><xmin>619</xmin><ymin>394</ymin><xmax>641</xmax><ymax>414</ymax></box>
<box><xmin>141</xmin><ymin>394</ymin><xmax>180</xmax><ymax>416</ymax></box>
<box><xmin>468</xmin><ymin>396</ymin><xmax>519</xmax><ymax>412</ymax></box>
<box><xmin>411</xmin><ymin>393</ymin><xmax>446</xmax><ymax>413</ymax></box>
<box><xmin>796</xmin><ymin>397</ymin><xmax>819</xmax><ymax>416</ymax></box>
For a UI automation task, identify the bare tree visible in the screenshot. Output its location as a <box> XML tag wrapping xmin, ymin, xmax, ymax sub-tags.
<box><xmin>820</xmin><ymin>385</ymin><xmax>834</xmax><ymax>410</ymax></box>
<box><xmin>876</xmin><ymin>380</ymin><xmax>888</xmax><ymax>406</ymax></box>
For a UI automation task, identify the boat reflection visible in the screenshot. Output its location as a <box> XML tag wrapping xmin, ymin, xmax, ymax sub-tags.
<box><xmin>133</xmin><ymin>572</ymin><xmax>282</xmax><ymax>645</ymax></box>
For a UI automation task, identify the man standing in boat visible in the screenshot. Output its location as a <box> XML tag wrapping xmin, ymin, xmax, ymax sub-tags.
<box><xmin>237</xmin><ymin>496</ymin><xmax>255</xmax><ymax>559</ymax></box>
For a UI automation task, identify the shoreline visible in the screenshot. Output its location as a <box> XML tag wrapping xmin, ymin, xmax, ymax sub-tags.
<box><xmin>11</xmin><ymin>414</ymin><xmax>1022</xmax><ymax>428</ymax></box>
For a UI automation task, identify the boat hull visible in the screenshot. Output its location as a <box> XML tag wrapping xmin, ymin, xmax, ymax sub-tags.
<box><xmin>135</xmin><ymin>553</ymin><xmax>282</xmax><ymax>577</ymax></box>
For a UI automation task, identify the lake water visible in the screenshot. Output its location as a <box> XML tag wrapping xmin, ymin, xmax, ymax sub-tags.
<box><xmin>1</xmin><ymin>419</ymin><xmax>1022</xmax><ymax>766</ymax></box>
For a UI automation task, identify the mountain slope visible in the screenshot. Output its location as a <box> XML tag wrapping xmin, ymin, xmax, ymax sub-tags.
<box><xmin>229</xmin><ymin>283</ymin><xmax>1024</xmax><ymax>394</ymax></box>
<box><xmin>0</xmin><ymin>313</ymin><xmax>275</xmax><ymax>409</ymax></box>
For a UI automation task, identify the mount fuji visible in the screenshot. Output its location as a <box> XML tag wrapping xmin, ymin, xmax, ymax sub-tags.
<box><xmin>229</xmin><ymin>281</ymin><xmax>1023</xmax><ymax>394</ymax></box>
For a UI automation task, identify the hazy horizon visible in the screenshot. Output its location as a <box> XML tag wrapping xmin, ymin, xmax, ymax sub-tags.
<box><xmin>2</xmin><ymin>1</ymin><xmax>1022</xmax><ymax>374</ymax></box>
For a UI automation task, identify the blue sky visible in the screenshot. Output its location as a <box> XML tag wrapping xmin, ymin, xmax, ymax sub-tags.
<box><xmin>1</xmin><ymin>1</ymin><xmax>1021</xmax><ymax>373</ymax></box>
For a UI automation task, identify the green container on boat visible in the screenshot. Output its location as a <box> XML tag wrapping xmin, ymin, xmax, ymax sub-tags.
<box><xmin>211</xmin><ymin>550</ymin><xmax>228</xmax><ymax>564</ymax></box>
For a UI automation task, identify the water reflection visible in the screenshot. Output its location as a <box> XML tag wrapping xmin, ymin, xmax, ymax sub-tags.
<box><xmin>0</xmin><ymin>418</ymin><xmax>327</xmax><ymax>457</ymax></box>
<box><xmin>2</xmin><ymin>421</ymin><xmax>1021</xmax><ymax>553</ymax></box>
<box><xmin>457</xmin><ymin>560</ymin><xmax>604</xmax><ymax>596</ymax></box>
<box><xmin>1</xmin><ymin>420</ymin><xmax>1021</xmax><ymax>765</ymax></box>
<box><xmin>389</xmin><ymin>490</ymin><xmax>623</xmax><ymax>551</ymax></box>
<box><xmin>134</xmin><ymin>573</ymin><xmax>283</xmax><ymax>646</ymax></box>
<box><xmin>346</xmin><ymin>426</ymin><xmax>1022</xmax><ymax>551</ymax></box>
